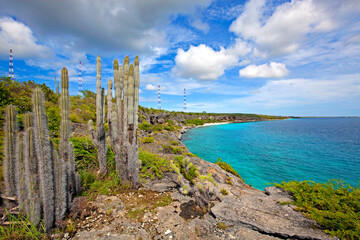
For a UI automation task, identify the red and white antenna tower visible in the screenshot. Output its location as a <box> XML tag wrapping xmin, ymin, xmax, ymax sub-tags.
<box><xmin>184</xmin><ymin>88</ymin><xmax>187</xmax><ymax>111</ymax></box>
<box><xmin>9</xmin><ymin>49</ymin><xmax>14</xmax><ymax>79</ymax></box>
<box><xmin>158</xmin><ymin>85</ymin><xmax>161</xmax><ymax>110</ymax></box>
<box><xmin>78</xmin><ymin>61</ymin><xmax>82</xmax><ymax>95</ymax></box>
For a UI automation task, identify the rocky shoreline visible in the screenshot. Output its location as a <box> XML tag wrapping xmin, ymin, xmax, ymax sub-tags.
<box><xmin>69</xmin><ymin>113</ymin><xmax>336</xmax><ymax>240</ymax></box>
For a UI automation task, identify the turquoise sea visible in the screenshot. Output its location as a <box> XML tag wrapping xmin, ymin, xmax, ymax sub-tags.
<box><xmin>182</xmin><ymin>118</ymin><xmax>360</xmax><ymax>190</ymax></box>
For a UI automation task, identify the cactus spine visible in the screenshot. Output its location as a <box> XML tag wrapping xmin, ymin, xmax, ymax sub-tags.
<box><xmin>33</xmin><ymin>87</ymin><xmax>55</xmax><ymax>231</ymax></box>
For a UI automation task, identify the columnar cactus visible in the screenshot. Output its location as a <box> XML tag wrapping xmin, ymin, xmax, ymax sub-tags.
<box><xmin>32</xmin><ymin>87</ymin><xmax>55</xmax><ymax>231</ymax></box>
<box><xmin>60</xmin><ymin>68</ymin><xmax>70</xmax><ymax>161</ymax></box>
<box><xmin>55</xmin><ymin>76</ymin><xmax>59</xmax><ymax>95</ymax></box>
<box><xmin>107</xmin><ymin>79</ymin><xmax>113</xmax><ymax>138</ymax></box>
<box><xmin>4</xmin><ymin>105</ymin><xmax>17</xmax><ymax>208</ymax></box>
<box><xmin>89</xmin><ymin>56</ymin><xmax>107</xmax><ymax>174</ymax></box>
<box><xmin>23</xmin><ymin>112</ymin><xmax>41</xmax><ymax>225</ymax></box>
<box><xmin>53</xmin><ymin>144</ymin><xmax>67</xmax><ymax>221</ymax></box>
<box><xmin>15</xmin><ymin>132</ymin><xmax>26</xmax><ymax>210</ymax></box>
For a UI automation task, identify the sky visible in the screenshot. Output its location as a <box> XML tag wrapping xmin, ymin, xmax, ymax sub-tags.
<box><xmin>0</xmin><ymin>0</ymin><xmax>359</xmax><ymax>116</ymax></box>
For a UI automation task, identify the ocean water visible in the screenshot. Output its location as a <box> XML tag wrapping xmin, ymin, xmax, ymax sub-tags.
<box><xmin>182</xmin><ymin>118</ymin><xmax>360</xmax><ymax>190</ymax></box>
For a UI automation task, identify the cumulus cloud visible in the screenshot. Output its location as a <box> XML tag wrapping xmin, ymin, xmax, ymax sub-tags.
<box><xmin>229</xmin><ymin>0</ymin><xmax>338</xmax><ymax>56</ymax></box>
<box><xmin>0</xmin><ymin>17</ymin><xmax>53</xmax><ymax>59</ymax></box>
<box><xmin>239</xmin><ymin>62</ymin><xmax>289</xmax><ymax>78</ymax></box>
<box><xmin>173</xmin><ymin>41</ymin><xmax>250</xmax><ymax>80</ymax></box>
<box><xmin>145</xmin><ymin>84</ymin><xmax>157</xmax><ymax>91</ymax></box>
<box><xmin>0</xmin><ymin>0</ymin><xmax>212</xmax><ymax>55</ymax></box>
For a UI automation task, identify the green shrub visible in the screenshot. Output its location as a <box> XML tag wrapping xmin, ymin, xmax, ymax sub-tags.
<box><xmin>170</xmin><ymin>141</ymin><xmax>178</xmax><ymax>146</ymax></box>
<box><xmin>215</xmin><ymin>158</ymin><xmax>243</xmax><ymax>181</ymax></box>
<box><xmin>221</xmin><ymin>188</ymin><xmax>229</xmax><ymax>195</ymax></box>
<box><xmin>139</xmin><ymin>150</ymin><xmax>170</xmax><ymax>180</ymax></box>
<box><xmin>142</xmin><ymin>136</ymin><xmax>154</xmax><ymax>143</ymax></box>
<box><xmin>151</xmin><ymin>124</ymin><xmax>163</xmax><ymax>131</ymax></box>
<box><xmin>164</xmin><ymin>125</ymin><xmax>174</xmax><ymax>131</ymax></box>
<box><xmin>174</xmin><ymin>155</ymin><xmax>198</xmax><ymax>184</ymax></box>
<box><xmin>70</xmin><ymin>137</ymin><xmax>97</xmax><ymax>170</ymax></box>
<box><xmin>275</xmin><ymin>180</ymin><xmax>360</xmax><ymax>240</ymax></box>
<box><xmin>171</xmin><ymin>146</ymin><xmax>182</xmax><ymax>154</ymax></box>
<box><xmin>162</xmin><ymin>144</ymin><xmax>172</xmax><ymax>154</ymax></box>
<box><xmin>185</xmin><ymin>118</ymin><xmax>205</xmax><ymax>126</ymax></box>
<box><xmin>69</xmin><ymin>113</ymin><xmax>81</xmax><ymax>123</ymax></box>
<box><xmin>139</xmin><ymin>122</ymin><xmax>150</xmax><ymax>131</ymax></box>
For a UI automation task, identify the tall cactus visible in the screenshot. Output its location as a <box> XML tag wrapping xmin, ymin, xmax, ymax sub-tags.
<box><xmin>107</xmin><ymin>79</ymin><xmax>113</xmax><ymax>139</ymax></box>
<box><xmin>91</xmin><ymin>56</ymin><xmax>107</xmax><ymax>174</ymax></box>
<box><xmin>60</xmin><ymin>68</ymin><xmax>70</xmax><ymax>162</ymax></box>
<box><xmin>15</xmin><ymin>132</ymin><xmax>26</xmax><ymax>210</ymax></box>
<box><xmin>134</xmin><ymin>56</ymin><xmax>140</xmax><ymax>142</ymax></box>
<box><xmin>23</xmin><ymin>112</ymin><xmax>41</xmax><ymax>225</ymax></box>
<box><xmin>55</xmin><ymin>76</ymin><xmax>59</xmax><ymax>95</ymax></box>
<box><xmin>4</xmin><ymin>105</ymin><xmax>17</xmax><ymax>208</ymax></box>
<box><xmin>53</xmin><ymin>144</ymin><xmax>67</xmax><ymax>221</ymax></box>
<box><xmin>32</xmin><ymin>87</ymin><xmax>54</xmax><ymax>231</ymax></box>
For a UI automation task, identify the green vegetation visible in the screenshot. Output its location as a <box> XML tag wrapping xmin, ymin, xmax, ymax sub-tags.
<box><xmin>275</xmin><ymin>180</ymin><xmax>360</xmax><ymax>240</ymax></box>
<box><xmin>215</xmin><ymin>158</ymin><xmax>243</xmax><ymax>181</ymax></box>
<box><xmin>138</xmin><ymin>122</ymin><xmax>150</xmax><ymax>131</ymax></box>
<box><xmin>139</xmin><ymin>150</ymin><xmax>170</xmax><ymax>180</ymax></box>
<box><xmin>174</xmin><ymin>155</ymin><xmax>199</xmax><ymax>184</ymax></box>
<box><xmin>0</xmin><ymin>211</ymin><xmax>47</xmax><ymax>239</ymax></box>
<box><xmin>185</xmin><ymin>118</ymin><xmax>205</xmax><ymax>126</ymax></box>
<box><xmin>162</xmin><ymin>144</ymin><xmax>183</xmax><ymax>154</ymax></box>
<box><xmin>142</xmin><ymin>136</ymin><xmax>155</xmax><ymax>143</ymax></box>
<box><xmin>80</xmin><ymin>170</ymin><xmax>124</xmax><ymax>200</ymax></box>
<box><xmin>151</xmin><ymin>124</ymin><xmax>163</xmax><ymax>132</ymax></box>
<box><xmin>70</xmin><ymin>137</ymin><xmax>97</xmax><ymax>170</ymax></box>
<box><xmin>216</xmin><ymin>222</ymin><xmax>229</xmax><ymax>230</ymax></box>
<box><xmin>221</xmin><ymin>188</ymin><xmax>229</xmax><ymax>195</ymax></box>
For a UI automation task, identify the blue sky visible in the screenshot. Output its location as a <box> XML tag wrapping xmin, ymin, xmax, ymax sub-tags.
<box><xmin>0</xmin><ymin>0</ymin><xmax>359</xmax><ymax>116</ymax></box>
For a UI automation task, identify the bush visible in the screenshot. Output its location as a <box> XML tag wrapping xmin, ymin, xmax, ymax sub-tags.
<box><xmin>139</xmin><ymin>150</ymin><xmax>169</xmax><ymax>180</ymax></box>
<box><xmin>221</xmin><ymin>188</ymin><xmax>229</xmax><ymax>195</ymax></box>
<box><xmin>142</xmin><ymin>136</ymin><xmax>154</xmax><ymax>143</ymax></box>
<box><xmin>275</xmin><ymin>180</ymin><xmax>360</xmax><ymax>240</ymax></box>
<box><xmin>151</xmin><ymin>124</ymin><xmax>163</xmax><ymax>132</ymax></box>
<box><xmin>171</xmin><ymin>146</ymin><xmax>182</xmax><ymax>154</ymax></box>
<box><xmin>70</xmin><ymin>137</ymin><xmax>97</xmax><ymax>170</ymax></box>
<box><xmin>174</xmin><ymin>155</ymin><xmax>199</xmax><ymax>184</ymax></box>
<box><xmin>139</xmin><ymin>122</ymin><xmax>150</xmax><ymax>131</ymax></box>
<box><xmin>164</xmin><ymin>125</ymin><xmax>174</xmax><ymax>131</ymax></box>
<box><xmin>162</xmin><ymin>144</ymin><xmax>172</xmax><ymax>154</ymax></box>
<box><xmin>215</xmin><ymin>158</ymin><xmax>243</xmax><ymax>181</ymax></box>
<box><xmin>185</xmin><ymin>118</ymin><xmax>205</xmax><ymax>126</ymax></box>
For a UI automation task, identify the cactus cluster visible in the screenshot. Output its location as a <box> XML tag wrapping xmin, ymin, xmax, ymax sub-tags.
<box><xmin>90</xmin><ymin>55</ymin><xmax>140</xmax><ymax>187</ymax></box>
<box><xmin>3</xmin><ymin>68</ymin><xmax>80</xmax><ymax>232</ymax></box>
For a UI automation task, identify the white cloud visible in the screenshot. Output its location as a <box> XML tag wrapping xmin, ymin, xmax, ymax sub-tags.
<box><xmin>235</xmin><ymin>74</ymin><xmax>360</xmax><ymax>108</ymax></box>
<box><xmin>0</xmin><ymin>17</ymin><xmax>53</xmax><ymax>59</ymax></box>
<box><xmin>190</xmin><ymin>19</ymin><xmax>209</xmax><ymax>33</ymax></box>
<box><xmin>145</xmin><ymin>84</ymin><xmax>157</xmax><ymax>91</ymax></box>
<box><xmin>173</xmin><ymin>41</ymin><xmax>251</xmax><ymax>80</ymax></box>
<box><xmin>239</xmin><ymin>62</ymin><xmax>289</xmax><ymax>78</ymax></box>
<box><xmin>229</xmin><ymin>0</ymin><xmax>337</xmax><ymax>56</ymax></box>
